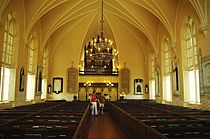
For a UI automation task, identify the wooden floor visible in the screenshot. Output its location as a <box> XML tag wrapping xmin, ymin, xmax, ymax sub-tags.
<box><xmin>86</xmin><ymin>112</ymin><xmax>129</xmax><ymax>139</ymax></box>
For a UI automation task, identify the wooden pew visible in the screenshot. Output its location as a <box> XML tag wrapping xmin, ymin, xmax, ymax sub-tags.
<box><xmin>0</xmin><ymin>101</ymin><xmax>89</xmax><ymax>139</ymax></box>
<box><xmin>110</xmin><ymin>101</ymin><xmax>210</xmax><ymax>139</ymax></box>
<box><xmin>0</xmin><ymin>111</ymin><xmax>33</xmax><ymax>125</ymax></box>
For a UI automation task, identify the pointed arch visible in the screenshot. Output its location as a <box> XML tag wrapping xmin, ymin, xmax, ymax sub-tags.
<box><xmin>0</xmin><ymin>12</ymin><xmax>16</xmax><ymax>102</ymax></box>
<box><xmin>182</xmin><ymin>17</ymin><xmax>200</xmax><ymax>104</ymax></box>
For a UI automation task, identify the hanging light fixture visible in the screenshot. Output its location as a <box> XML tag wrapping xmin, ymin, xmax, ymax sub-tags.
<box><xmin>87</xmin><ymin>0</ymin><xmax>116</xmax><ymax>61</ymax></box>
<box><xmin>82</xmin><ymin>0</ymin><xmax>119</xmax><ymax>75</ymax></box>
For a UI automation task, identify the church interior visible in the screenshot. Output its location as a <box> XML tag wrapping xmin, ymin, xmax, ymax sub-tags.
<box><xmin>0</xmin><ymin>0</ymin><xmax>210</xmax><ymax>138</ymax></box>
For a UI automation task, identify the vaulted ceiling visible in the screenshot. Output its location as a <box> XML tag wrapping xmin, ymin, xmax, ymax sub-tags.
<box><xmin>24</xmin><ymin>0</ymin><xmax>179</xmax><ymax>51</ymax></box>
<box><xmin>1</xmin><ymin>0</ymin><xmax>206</xmax><ymax>56</ymax></box>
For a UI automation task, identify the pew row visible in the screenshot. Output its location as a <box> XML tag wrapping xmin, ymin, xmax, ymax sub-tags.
<box><xmin>110</xmin><ymin>100</ymin><xmax>210</xmax><ymax>139</ymax></box>
<box><xmin>0</xmin><ymin>101</ymin><xmax>89</xmax><ymax>139</ymax></box>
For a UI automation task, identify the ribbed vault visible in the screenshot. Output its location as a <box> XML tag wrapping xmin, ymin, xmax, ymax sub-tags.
<box><xmin>1</xmin><ymin>0</ymin><xmax>206</xmax><ymax>58</ymax></box>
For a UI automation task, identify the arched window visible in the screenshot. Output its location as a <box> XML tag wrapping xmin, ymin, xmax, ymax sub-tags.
<box><xmin>149</xmin><ymin>51</ymin><xmax>155</xmax><ymax>99</ymax></box>
<box><xmin>27</xmin><ymin>35</ymin><xmax>35</xmax><ymax>74</ymax></box>
<box><xmin>0</xmin><ymin>13</ymin><xmax>16</xmax><ymax>102</ymax></box>
<box><xmin>26</xmin><ymin>34</ymin><xmax>37</xmax><ymax>101</ymax></box>
<box><xmin>2</xmin><ymin>14</ymin><xmax>14</xmax><ymax>66</ymax></box>
<box><xmin>185</xmin><ymin>18</ymin><xmax>198</xmax><ymax>68</ymax></box>
<box><xmin>41</xmin><ymin>48</ymin><xmax>49</xmax><ymax>99</ymax></box>
<box><xmin>183</xmin><ymin>17</ymin><xmax>200</xmax><ymax>104</ymax></box>
<box><xmin>162</xmin><ymin>37</ymin><xmax>172</xmax><ymax>102</ymax></box>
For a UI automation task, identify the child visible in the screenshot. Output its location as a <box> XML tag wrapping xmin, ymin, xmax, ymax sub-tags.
<box><xmin>98</xmin><ymin>94</ymin><xmax>105</xmax><ymax>113</ymax></box>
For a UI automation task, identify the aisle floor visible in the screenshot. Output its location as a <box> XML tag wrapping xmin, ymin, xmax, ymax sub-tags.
<box><xmin>86</xmin><ymin>112</ymin><xmax>129</xmax><ymax>139</ymax></box>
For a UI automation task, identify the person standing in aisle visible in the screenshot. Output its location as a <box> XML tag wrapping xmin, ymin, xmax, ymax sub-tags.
<box><xmin>98</xmin><ymin>94</ymin><xmax>105</xmax><ymax>114</ymax></box>
<box><xmin>91</xmin><ymin>91</ymin><xmax>98</xmax><ymax>115</ymax></box>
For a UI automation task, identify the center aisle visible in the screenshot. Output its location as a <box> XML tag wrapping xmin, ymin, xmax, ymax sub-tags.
<box><xmin>86</xmin><ymin>112</ymin><xmax>129</xmax><ymax>139</ymax></box>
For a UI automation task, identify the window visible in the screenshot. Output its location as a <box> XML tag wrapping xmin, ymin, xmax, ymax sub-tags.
<box><xmin>0</xmin><ymin>13</ymin><xmax>16</xmax><ymax>102</ymax></box>
<box><xmin>163</xmin><ymin>75</ymin><xmax>171</xmax><ymax>101</ymax></box>
<box><xmin>162</xmin><ymin>37</ymin><xmax>172</xmax><ymax>102</ymax></box>
<box><xmin>183</xmin><ymin>17</ymin><xmax>200</xmax><ymax>104</ymax></box>
<box><xmin>149</xmin><ymin>80</ymin><xmax>155</xmax><ymax>99</ymax></box>
<box><xmin>2</xmin><ymin>14</ymin><xmax>14</xmax><ymax>66</ymax></box>
<box><xmin>27</xmin><ymin>35</ymin><xmax>35</xmax><ymax>74</ymax></box>
<box><xmin>26</xmin><ymin>35</ymin><xmax>36</xmax><ymax>101</ymax></box>
<box><xmin>149</xmin><ymin>51</ymin><xmax>155</xmax><ymax>99</ymax></box>
<box><xmin>163</xmin><ymin>38</ymin><xmax>172</xmax><ymax>74</ymax></box>
<box><xmin>26</xmin><ymin>74</ymin><xmax>35</xmax><ymax>101</ymax></box>
<box><xmin>185</xmin><ymin>18</ymin><xmax>198</xmax><ymax>68</ymax></box>
<box><xmin>41</xmin><ymin>48</ymin><xmax>49</xmax><ymax>99</ymax></box>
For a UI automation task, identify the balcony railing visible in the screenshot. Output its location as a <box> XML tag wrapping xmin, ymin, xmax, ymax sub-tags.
<box><xmin>79</xmin><ymin>70</ymin><xmax>118</xmax><ymax>76</ymax></box>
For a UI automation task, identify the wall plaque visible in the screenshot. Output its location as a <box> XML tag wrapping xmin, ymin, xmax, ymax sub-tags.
<box><xmin>120</xmin><ymin>64</ymin><xmax>130</xmax><ymax>94</ymax></box>
<box><xmin>67</xmin><ymin>67</ymin><xmax>78</xmax><ymax>93</ymax></box>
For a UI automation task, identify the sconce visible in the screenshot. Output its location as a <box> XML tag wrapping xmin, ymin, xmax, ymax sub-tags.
<box><xmin>47</xmin><ymin>84</ymin><xmax>52</xmax><ymax>93</ymax></box>
<box><xmin>145</xmin><ymin>84</ymin><xmax>149</xmax><ymax>94</ymax></box>
<box><xmin>106</xmin><ymin>81</ymin><xmax>113</xmax><ymax>87</ymax></box>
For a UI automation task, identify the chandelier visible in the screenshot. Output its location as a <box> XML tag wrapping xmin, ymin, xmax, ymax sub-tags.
<box><xmin>87</xmin><ymin>0</ymin><xmax>115</xmax><ymax>61</ymax></box>
<box><xmin>91</xmin><ymin>32</ymin><xmax>113</xmax><ymax>60</ymax></box>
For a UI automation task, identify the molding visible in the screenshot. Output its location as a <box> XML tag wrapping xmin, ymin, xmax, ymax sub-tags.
<box><xmin>189</xmin><ymin>0</ymin><xmax>208</xmax><ymax>38</ymax></box>
<box><xmin>201</xmin><ymin>55</ymin><xmax>210</xmax><ymax>95</ymax></box>
<box><xmin>22</xmin><ymin>38</ymin><xmax>28</xmax><ymax>49</ymax></box>
<box><xmin>0</xmin><ymin>0</ymin><xmax>9</xmax><ymax>23</ymax></box>
<box><xmin>0</xmin><ymin>17</ymin><xmax>2</xmax><ymax>27</ymax></box>
<box><xmin>200</xmin><ymin>22</ymin><xmax>208</xmax><ymax>38</ymax></box>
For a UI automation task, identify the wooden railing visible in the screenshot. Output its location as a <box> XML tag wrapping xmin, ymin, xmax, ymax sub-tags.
<box><xmin>72</xmin><ymin>104</ymin><xmax>90</xmax><ymax>139</ymax></box>
<box><xmin>109</xmin><ymin>102</ymin><xmax>167</xmax><ymax>139</ymax></box>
